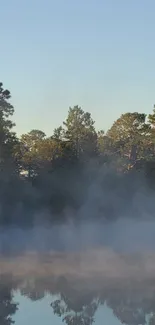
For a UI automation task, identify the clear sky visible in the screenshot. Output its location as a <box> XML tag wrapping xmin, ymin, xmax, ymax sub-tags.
<box><xmin>1</xmin><ymin>0</ymin><xmax>155</xmax><ymax>136</ymax></box>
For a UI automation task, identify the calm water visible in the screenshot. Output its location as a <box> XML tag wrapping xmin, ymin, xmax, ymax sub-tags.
<box><xmin>12</xmin><ymin>293</ymin><xmax>123</xmax><ymax>325</ymax></box>
<box><xmin>0</xmin><ymin>249</ymin><xmax>155</xmax><ymax>325</ymax></box>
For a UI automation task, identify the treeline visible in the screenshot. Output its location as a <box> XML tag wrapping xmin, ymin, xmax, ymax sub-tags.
<box><xmin>0</xmin><ymin>82</ymin><xmax>155</xmax><ymax>226</ymax></box>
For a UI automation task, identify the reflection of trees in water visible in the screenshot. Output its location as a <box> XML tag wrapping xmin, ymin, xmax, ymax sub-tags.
<box><xmin>0</xmin><ymin>274</ymin><xmax>18</xmax><ymax>325</ymax></box>
<box><xmin>107</xmin><ymin>297</ymin><xmax>146</xmax><ymax>325</ymax></box>
<box><xmin>4</xmin><ymin>271</ymin><xmax>155</xmax><ymax>325</ymax></box>
<box><xmin>51</xmin><ymin>276</ymin><xmax>99</xmax><ymax>325</ymax></box>
<box><xmin>20</xmin><ymin>278</ymin><xmax>45</xmax><ymax>301</ymax></box>
<box><xmin>102</xmin><ymin>283</ymin><xmax>155</xmax><ymax>325</ymax></box>
<box><xmin>149</xmin><ymin>314</ymin><xmax>155</xmax><ymax>325</ymax></box>
<box><xmin>51</xmin><ymin>295</ymin><xmax>99</xmax><ymax>325</ymax></box>
<box><xmin>15</xmin><ymin>275</ymin><xmax>155</xmax><ymax>325</ymax></box>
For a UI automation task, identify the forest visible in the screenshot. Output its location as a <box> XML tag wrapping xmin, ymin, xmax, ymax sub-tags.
<box><xmin>0</xmin><ymin>81</ymin><xmax>155</xmax><ymax>227</ymax></box>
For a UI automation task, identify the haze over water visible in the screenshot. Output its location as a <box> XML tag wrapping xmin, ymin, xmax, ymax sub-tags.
<box><xmin>0</xmin><ymin>217</ymin><xmax>154</xmax><ymax>325</ymax></box>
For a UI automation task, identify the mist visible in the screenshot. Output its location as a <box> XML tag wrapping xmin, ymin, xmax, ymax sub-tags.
<box><xmin>0</xmin><ymin>217</ymin><xmax>155</xmax><ymax>258</ymax></box>
<box><xmin>0</xmin><ymin>160</ymin><xmax>154</xmax><ymax>258</ymax></box>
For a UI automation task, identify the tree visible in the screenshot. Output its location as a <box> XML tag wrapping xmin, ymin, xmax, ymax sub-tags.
<box><xmin>63</xmin><ymin>106</ymin><xmax>97</xmax><ymax>160</ymax></box>
<box><xmin>0</xmin><ymin>82</ymin><xmax>18</xmax><ymax>176</ymax></box>
<box><xmin>148</xmin><ymin>105</ymin><xmax>155</xmax><ymax>127</ymax></box>
<box><xmin>97</xmin><ymin>130</ymin><xmax>115</xmax><ymax>157</ymax></box>
<box><xmin>19</xmin><ymin>129</ymin><xmax>46</xmax><ymax>177</ymax></box>
<box><xmin>19</xmin><ymin>130</ymin><xmax>70</xmax><ymax>178</ymax></box>
<box><xmin>97</xmin><ymin>130</ymin><xmax>105</xmax><ymax>153</ymax></box>
<box><xmin>0</xmin><ymin>82</ymin><xmax>14</xmax><ymax>128</ymax></box>
<box><xmin>20</xmin><ymin>129</ymin><xmax>46</xmax><ymax>150</ymax></box>
<box><xmin>107</xmin><ymin>112</ymin><xmax>150</xmax><ymax>169</ymax></box>
<box><xmin>147</xmin><ymin>106</ymin><xmax>155</xmax><ymax>155</ymax></box>
<box><xmin>53</xmin><ymin>126</ymin><xmax>64</xmax><ymax>141</ymax></box>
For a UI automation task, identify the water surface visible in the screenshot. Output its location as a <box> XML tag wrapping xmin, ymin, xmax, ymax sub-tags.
<box><xmin>0</xmin><ymin>249</ymin><xmax>155</xmax><ymax>324</ymax></box>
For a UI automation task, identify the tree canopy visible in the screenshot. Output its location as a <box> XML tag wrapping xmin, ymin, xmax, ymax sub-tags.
<box><xmin>0</xmin><ymin>81</ymin><xmax>155</xmax><ymax>226</ymax></box>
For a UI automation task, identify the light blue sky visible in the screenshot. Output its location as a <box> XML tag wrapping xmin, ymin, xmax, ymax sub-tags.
<box><xmin>1</xmin><ymin>0</ymin><xmax>155</xmax><ymax>136</ymax></box>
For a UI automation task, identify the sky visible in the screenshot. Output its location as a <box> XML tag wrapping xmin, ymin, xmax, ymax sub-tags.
<box><xmin>1</xmin><ymin>0</ymin><xmax>155</xmax><ymax>136</ymax></box>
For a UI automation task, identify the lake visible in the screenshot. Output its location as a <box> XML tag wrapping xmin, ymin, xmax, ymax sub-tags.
<box><xmin>0</xmin><ymin>249</ymin><xmax>155</xmax><ymax>324</ymax></box>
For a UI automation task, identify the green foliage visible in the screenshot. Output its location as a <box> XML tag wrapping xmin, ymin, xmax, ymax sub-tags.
<box><xmin>63</xmin><ymin>105</ymin><xmax>97</xmax><ymax>159</ymax></box>
<box><xmin>107</xmin><ymin>112</ymin><xmax>150</xmax><ymax>169</ymax></box>
<box><xmin>19</xmin><ymin>130</ymin><xmax>65</xmax><ymax>177</ymax></box>
<box><xmin>147</xmin><ymin>106</ymin><xmax>155</xmax><ymax>155</ymax></box>
<box><xmin>148</xmin><ymin>105</ymin><xmax>155</xmax><ymax>127</ymax></box>
<box><xmin>53</xmin><ymin>126</ymin><xmax>64</xmax><ymax>140</ymax></box>
<box><xmin>1</xmin><ymin>79</ymin><xmax>155</xmax><ymax>225</ymax></box>
<box><xmin>0</xmin><ymin>82</ymin><xmax>19</xmax><ymax>178</ymax></box>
